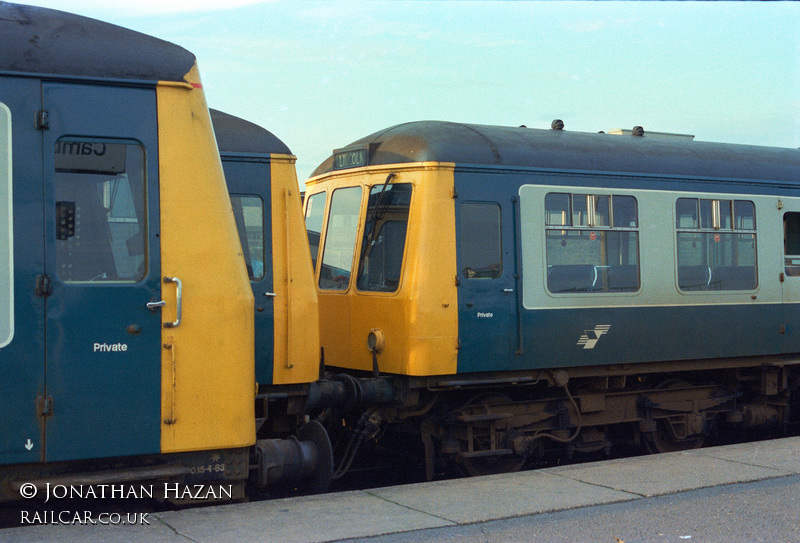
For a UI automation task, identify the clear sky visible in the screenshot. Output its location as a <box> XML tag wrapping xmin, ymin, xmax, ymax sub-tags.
<box><xmin>17</xmin><ymin>1</ymin><xmax>800</xmax><ymax>183</ymax></box>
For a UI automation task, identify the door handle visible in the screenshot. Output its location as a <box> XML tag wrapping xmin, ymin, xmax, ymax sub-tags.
<box><xmin>163</xmin><ymin>277</ymin><xmax>182</xmax><ymax>328</ymax></box>
<box><xmin>503</xmin><ymin>288</ymin><xmax>514</xmax><ymax>293</ymax></box>
<box><xmin>145</xmin><ymin>277</ymin><xmax>182</xmax><ymax>328</ymax></box>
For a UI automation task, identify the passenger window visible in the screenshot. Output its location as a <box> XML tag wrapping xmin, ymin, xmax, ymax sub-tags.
<box><xmin>54</xmin><ymin>139</ymin><xmax>147</xmax><ymax>283</ymax></box>
<box><xmin>305</xmin><ymin>191</ymin><xmax>327</xmax><ymax>272</ymax></box>
<box><xmin>676</xmin><ymin>198</ymin><xmax>698</xmax><ymax>228</ymax></box>
<box><xmin>699</xmin><ymin>199</ymin><xmax>714</xmax><ymax>229</ymax></box>
<box><xmin>593</xmin><ymin>195</ymin><xmax>610</xmax><ymax>227</ymax></box>
<box><xmin>572</xmin><ymin>194</ymin><xmax>590</xmax><ymax>227</ymax></box>
<box><xmin>356</xmin><ymin>183</ymin><xmax>412</xmax><ymax>292</ymax></box>
<box><xmin>545</xmin><ymin>193</ymin><xmax>570</xmax><ymax>226</ymax></box>
<box><xmin>675</xmin><ymin>198</ymin><xmax>757</xmax><ymax>291</ymax></box>
<box><xmin>460</xmin><ymin>203</ymin><xmax>502</xmax><ymax>279</ymax></box>
<box><xmin>0</xmin><ymin>103</ymin><xmax>12</xmax><ymax>347</ymax></box>
<box><xmin>613</xmin><ymin>195</ymin><xmax>638</xmax><ymax>228</ymax></box>
<box><xmin>318</xmin><ymin>186</ymin><xmax>362</xmax><ymax>290</ymax></box>
<box><xmin>784</xmin><ymin>212</ymin><xmax>800</xmax><ymax>276</ymax></box>
<box><xmin>736</xmin><ymin>201</ymin><xmax>755</xmax><ymax>230</ymax></box>
<box><xmin>545</xmin><ymin>193</ymin><xmax>640</xmax><ymax>293</ymax></box>
<box><xmin>718</xmin><ymin>200</ymin><xmax>733</xmax><ymax>230</ymax></box>
<box><xmin>230</xmin><ymin>195</ymin><xmax>265</xmax><ymax>281</ymax></box>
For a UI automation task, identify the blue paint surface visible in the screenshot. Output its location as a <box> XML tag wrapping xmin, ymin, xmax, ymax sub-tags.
<box><xmin>454</xmin><ymin>166</ymin><xmax>800</xmax><ymax>374</ymax></box>
<box><xmin>0</xmin><ymin>79</ymin><xmax>162</xmax><ymax>463</ymax></box>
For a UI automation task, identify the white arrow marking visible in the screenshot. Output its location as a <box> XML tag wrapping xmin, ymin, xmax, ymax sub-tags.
<box><xmin>24</xmin><ymin>439</ymin><xmax>33</xmax><ymax>451</ymax></box>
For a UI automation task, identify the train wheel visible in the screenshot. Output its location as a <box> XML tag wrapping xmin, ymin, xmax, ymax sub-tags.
<box><xmin>644</xmin><ymin>418</ymin><xmax>705</xmax><ymax>454</ymax></box>
<box><xmin>643</xmin><ymin>379</ymin><xmax>706</xmax><ymax>454</ymax></box>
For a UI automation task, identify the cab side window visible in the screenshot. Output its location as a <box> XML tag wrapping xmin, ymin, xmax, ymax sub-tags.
<box><xmin>305</xmin><ymin>191</ymin><xmax>327</xmax><ymax>272</ymax></box>
<box><xmin>356</xmin><ymin>183</ymin><xmax>412</xmax><ymax>292</ymax></box>
<box><xmin>54</xmin><ymin>139</ymin><xmax>147</xmax><ymax>283</ymax></box>
<box><xmin>460</xmin><ymin>203</ymin><xmax>502</xmax><ymax>279</ymax></box>
<box><xmin>318</xmin><ymin>186</ymin><xmax>362</xmax><ymax>290</ymax></box>
<box><xmin>230</xmin><ymin>195</ymin><xmax>265</xmax><ymax>281</ymax></box>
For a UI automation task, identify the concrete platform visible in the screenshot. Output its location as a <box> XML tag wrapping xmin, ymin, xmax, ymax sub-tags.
<box><xmin>3</xmin><ymin>437</ymin><xmax>799</xmax><ymax>542</ymax></box>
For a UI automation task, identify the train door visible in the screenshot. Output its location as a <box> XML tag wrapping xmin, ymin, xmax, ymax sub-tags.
<box><xmin>781</xmin><ymin>201</ymin><xmax>800</xmax><ymax>344</ymax></box>
<box><xmin>0</xmin><ymin>77</ymin><xmax>46</xmax><ymax>464</ymax></box>
<box><xmin>225</xmin><ymin>158</ymin><xmax>274</xmax><ymax>385</ymax></box>
<box><xmin>455</xmin><ymin>187</ymin><xmax>519</xmax><ymax>372</ymax></box>
<box><xmin>40</xmin><ymin>82</ymin><xmax>162</xmax><ymax>461</ymax></box>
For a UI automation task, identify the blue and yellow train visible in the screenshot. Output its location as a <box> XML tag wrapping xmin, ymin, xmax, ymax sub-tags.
<box><xmin>0</xmin><ymin>3</ymin><xmax>333</xmax><ymax>501</ymax></box>
<box><xmin>3</xmin><ymin>2</ymin><xmax>800</xmax><ymax>502</ymax></box>
<box><xmin>304</xmin><ymin>120</ymin><xmax>800</xmax><ymax>476</ymax></box>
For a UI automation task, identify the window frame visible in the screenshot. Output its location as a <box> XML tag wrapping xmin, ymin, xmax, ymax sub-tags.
<box><xmin>544</xmin><ymin>192</ymin><xmax>641</xmax><ymax>294</ymax></box>
<box><xmin>317</xmin><ymin>186</ymin><xmax>363</xmax><ymax>291</ymax></box>
<box><xmin>0</xmin><ymin>102</ymin><xmax>13</xmax><ymax>348</ymax></box>
<box><xmin>459</xmin><ymin>201</ymin><xmax>503</xmax><ymax>280</ymax></box>
<box><xmin>783</xmin><ymin>211</ymin><xmax>800</xmax><ymax>277</ymax></box>
<box><xmin>675</xmin><ymin>197</ymin><xmax>758</xmax><ymax>292</ymax></box>
<box><xmin>355</xmin><ymin>182</ymin><xmax>413</xmax><ymax>294</ymax></box>
<box><xmin>230</xmin><ymin>193</ymin><xmax>266</xmax><ymax>282</ymax></box>
<box><xmin>53</xmin><ymin>137</ymin><xmax>148</xmax><ymax>284</ymax></box>
<box><xmin>304</xmin><ymin>190</ymin><xmax>328</xmax><ymax>275</ymax></box>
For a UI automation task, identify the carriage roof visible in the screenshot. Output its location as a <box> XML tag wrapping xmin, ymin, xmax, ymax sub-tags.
<box><xmin>0</xmin><ymin>1</ymin><xmax>195</xmax><ymax>82</ymax></box>
<box><xmin>312</xmin><ymin>121</ymin><xmax>800</xmax><ymax>184</ymax></box>
<box><xmin>211</xmin><ymin>109</ymin><xmax>292</xmax><ymax>157</ymax></box>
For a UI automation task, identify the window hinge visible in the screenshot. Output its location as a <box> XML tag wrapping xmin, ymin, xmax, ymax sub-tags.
<box><xmin>451</xmin><ymin>186</ymin><xmax>458</xmax><ymax>199</ymax></box>
<box><xmin>37</xmin><ymin>395</ymin><xmax>54</xmax><ymax>418</ymax></box>
<box><xmin>35</xmin><ymin>109</ymin><xmax>49</xmax><ymax>130</ymax></box>
<box><xmin>455</xmin><ymin>275</ymin><xmax>460</xmax><ymax>286</ymax></box>
<box><xmin>35</xmin><ymin>274</ymin><xmax>53</xmax><ymax>297</ymax></box>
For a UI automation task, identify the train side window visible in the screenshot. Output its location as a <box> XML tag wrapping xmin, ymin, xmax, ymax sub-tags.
<box><xmin>784</xmin><ymin>212</ymin><xmax>800</xmax><ymax>276</ymax></box>
<box><xmin>699</xmin><ymin>199</ymin><xmax>714</xmax><ymax>229</ymax></box>
<box><xmin>676</xmin><ymin>198</ymin><xmax>757</xmax><ymax>291</ymax></box>
<box><xmin>676</xmin><ymin>198</ymin><xmax>699</xmax><ymax>228</ymax></box>
<box><xmin>545</xmin><ymin>193</ymin><xmax>570</xmax><ymax>226</ymax></box>
<box><xmin>460</xmin><ymin>203</ymin><xmax>502</xmax><ymax>280</ymax></box>
<box><xmin>572</xmin><ymin>194</ymin><xmax>590</xmax><ymax>227</ymax></box>
<box><xmin>230</xmin><ymin>195</ymin><xmax>264</xmax><ymax>281</ymax></box>
<box><xmin>318</xmin><ymin>186</ymin><xmax>362</xmax><ymax>290</ymax></box>
<box><xmin>0</xmin><ymin>103</ymin><xmax>12</xmax><ymax>348</ymax></box>
<box><xmin>356</xmin><ymin>183</ymin><xmax>412</xmax><ymax>292</ymax></box>
<box><xmin>613</xmin><ymin>195</ymin><xmax>638</xmax><ymax>228</ymax></box>
<box><xmin>54</xmin><ymin>139</ymin><xmax>147</xmax><ymax>283</ymax></box>
<box><xmin>545</xmin><ymin>193</ymin><xmax>640</xmax><ymax>293</ymax></box>
<box><xmin>305</xmin><ymin>191</ymin><xmax>327</xmax><ymax>272</ymax></box>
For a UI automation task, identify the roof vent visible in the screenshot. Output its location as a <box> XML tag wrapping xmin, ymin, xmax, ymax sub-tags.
<box><xmin>551</xmin><ymin>119</ymin><xmax>564</xmax><ymax>131</ymax></box>
<box><xmin>608</xmin><ymin>128</ymin><xmax>695</xmax><ymax>141</ymax></box>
